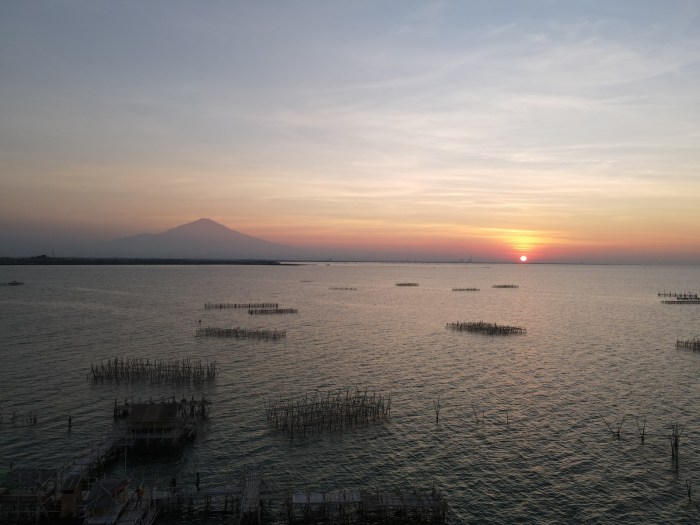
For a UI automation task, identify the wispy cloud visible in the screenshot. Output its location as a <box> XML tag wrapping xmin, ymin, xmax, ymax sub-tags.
<box><xmin>1</xmin><ymin>1</ymin><xmax>699</xmax><ymax>260</ymax></box>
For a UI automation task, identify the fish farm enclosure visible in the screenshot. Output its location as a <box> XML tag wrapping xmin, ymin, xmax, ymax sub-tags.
<box><xmin>1</xmin><ymin>263</ymin><xmax>700</xmax><ymax>524</ymax></box>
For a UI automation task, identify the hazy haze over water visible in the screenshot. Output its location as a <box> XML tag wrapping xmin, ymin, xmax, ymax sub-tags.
<box><xmin>1</xmin><ymin>263</ymin><xmax>699</xmax><ymax>523</ymax></box>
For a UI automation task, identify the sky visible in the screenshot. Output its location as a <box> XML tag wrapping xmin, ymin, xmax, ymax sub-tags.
<box><xmin>1</xmin><ymin>1</ymin><xmax>699</xmax><ymax>263</ymax></box>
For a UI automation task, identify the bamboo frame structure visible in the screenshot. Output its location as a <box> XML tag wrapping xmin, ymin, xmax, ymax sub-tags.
<box><xmin>266</xmin><ymin>389</ymin><xmax>391</xmax><ymax>437</ymax></box>
<box><xmin>89</xmin><ymin>357</ymin><xmax>217</xmax><ymax>384</ymax></box>
<box><xmin>204</xmin><ymin>302</ymin><xmax>278</xmax><ymax>309</ymax></box>
<box><xmin>676</xmin><ymin>338</ymin><xmax>700</xmax><ymax>351</ymax></box>
<box><xmin>195</xmin><ymin>326</ymin><xmax>286</xmax><ymax>340</ymax></box>
<box><xmin>446</xmin><ymin>321</ymin><xmax>526</xmax><ymax>335</ymax></box>
<box><xmin>248</xmin><ymin>308</ymin><xmax>298</xmax><ymax>315</ymax></box>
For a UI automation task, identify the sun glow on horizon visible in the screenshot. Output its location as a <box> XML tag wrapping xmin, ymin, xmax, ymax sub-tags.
<box><xmin>520</xmin><ymin>255</ymin><xmax>528</xmax><ymax>262</ymax></box>
<box><xmin>1</xmin><ymin>3</ymin><xmax>699</xmax><ymax>263</ymax></box>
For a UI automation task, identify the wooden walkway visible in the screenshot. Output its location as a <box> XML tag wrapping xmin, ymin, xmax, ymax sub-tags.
<box><xmin>287</xmin><ymin>488</ymin><xmax>447</xmax><ymax>523</ymax></box>
<box><xmin>152</xmin><ymin>469</ymin><xmax>447</xmax><ymax>524</ymax></box>
<box><xmin>240</xmin><ymin>468</ymin><xmax>263</xmax><ymax>522</ymax></box>
<box><xmin>64</xmin><ymin>427</ymin><xmax>127</xmax><ymax>479</ymax></box>
<box><xmin>115</xmin><ymin>489</ymin><xmax>159</xmax><ymax>525</ymax></box>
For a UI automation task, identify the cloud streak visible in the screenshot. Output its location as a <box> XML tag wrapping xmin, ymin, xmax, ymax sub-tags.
<box><xmin>1</xmin><ymin>1</ymin><xmax>699</xmax><ymax>261</ymax></box>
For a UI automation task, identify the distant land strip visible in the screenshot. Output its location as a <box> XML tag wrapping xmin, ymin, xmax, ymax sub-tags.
<box><xmin>0</xmin><ymin>255</ymin><xmax>284</xmax><ymax>266</ymax></box>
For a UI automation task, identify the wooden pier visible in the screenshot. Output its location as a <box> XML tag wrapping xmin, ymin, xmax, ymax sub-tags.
<box><xmin>0</xmin><ymin>428</ymin><xmax>129</xmax><ymax>522</ymax></box>
<box><xmin>83</xmin><ymin>479</ymin><xmax>158</xmax><ymax>525</ymax></box>
<box><xmin>114</xmin><ymin>489</ymin><xmax>159</xmax><ymax>525</ymax></box>
<box><xmin>447</xmin><ymin>321</ymin><xmax>526</xmax><ymax>335</ymax></box>
<box><xmin>64</xmin><ymin>427</ymin><xmax>128</xmax><ymax>479</ymax></box>
<box><xmin>0</xmin><ymin>468</ymin><xmax>59</xmax><ymax>522</ymax></box>
<box><xmin>154</xmin><ymin>468</ymin><xmax>447</xmax><ymax>524</ymax></box>
<box><xmin>0</xmin><ymin>389</ymin><xmax>447</xmax><ymax>525</ymax></box>
<box><xmin>3</xmin><ymin>461</ymin><xmax>446</xmax><ymax>524</ymax></box>
<box><xmin>241</xmin><ymin>468</ymin><xmax>264</xmax><ymax>521</ymax></box>
<box><xmin>286</xmin><ymin>486</ymin><xmax>448</xmax><ymax>524</ymax></box>
<box><xmin>1</xmin><ymin>397</ymin><xmax>205</xmax><ymax>523</ymax></box>
<box><xmin>113</xmin><ymin>396</ymin><xmax>209</xmax><ymax>448</ymax></box>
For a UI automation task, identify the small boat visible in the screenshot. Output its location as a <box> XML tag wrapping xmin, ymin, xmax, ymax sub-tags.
<box><xmin>2</xmin><ymin>281</ymin><xmax>24</xmax><ymax>286</ymax></box>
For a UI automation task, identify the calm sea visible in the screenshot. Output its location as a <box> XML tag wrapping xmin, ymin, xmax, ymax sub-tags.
<box><xmin>1</xmin><ymin>263</ymin><xmax>699</xmax><ymax>523</ymax></box>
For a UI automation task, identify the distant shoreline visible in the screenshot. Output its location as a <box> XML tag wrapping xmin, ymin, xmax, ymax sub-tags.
<box><xmin>0</xmin><ymin>256</ymin><xmax>286</xmax><ymax>266</ymax></box>
<box><xmin>0</xmin><ymin>256</ymin><xmax>686</xmax><ymax>266</ymax></box>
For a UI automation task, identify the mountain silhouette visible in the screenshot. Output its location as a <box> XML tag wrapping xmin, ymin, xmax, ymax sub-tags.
<box><xmin>99</xmin><ymin>218</ymin><xmax>300</xmax><ymax>259</ymax></box>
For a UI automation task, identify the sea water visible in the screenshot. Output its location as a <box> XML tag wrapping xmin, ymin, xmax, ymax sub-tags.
<box><xmin>1</xmin><ymin>263</ymin><xmax>699</xmax><ymax>523</ymax></box>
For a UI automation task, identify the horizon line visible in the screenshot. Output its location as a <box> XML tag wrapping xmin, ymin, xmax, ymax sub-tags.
<box><xmin>0</xmin><ymin>255</ymin><xmax>695</xmax><ymax>267</ymax></box>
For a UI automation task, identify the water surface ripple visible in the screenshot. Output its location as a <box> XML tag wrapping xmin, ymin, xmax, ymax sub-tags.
<box><xmin>1</xmin><ymin>263</ymin><xmax>699</xmax><ymax>523</ymax></box>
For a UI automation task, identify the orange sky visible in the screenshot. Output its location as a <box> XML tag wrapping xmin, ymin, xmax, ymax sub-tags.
<box><xmin>1</xmin><ymin>2</ymin><xmax>699</xmax><ymax>263</ymax></box>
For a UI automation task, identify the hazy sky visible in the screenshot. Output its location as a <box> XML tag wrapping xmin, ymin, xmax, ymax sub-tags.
<box><xmin>1</xmin><ymin>1</ymin><xmax>699</xmax><ymax>262</ymax></box>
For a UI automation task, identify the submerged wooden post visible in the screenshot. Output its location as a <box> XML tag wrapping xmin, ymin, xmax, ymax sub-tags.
<box><xmin>472</xmin><ymin>404</ymin><xmax>482</xmax><ymax>424</ymax></box>
<box><xmin>669</xmin><ymin>423</ymin><xmax>683</xmax><ymax>467</ymax></box>
<box><xmin>600</xmin><ymin>415</ymin><xmax>625</xmax><ymax>439</ymax></box>
<box><xmin>635</xmin><ymin>416</ymin><xmax>646</xmax><ymax>443</ymax></box>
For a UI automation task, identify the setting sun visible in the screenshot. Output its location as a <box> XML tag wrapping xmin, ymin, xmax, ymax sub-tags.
<box><xmin>520</xmin><ymin>255</ymin><xmax>528</xmax><ymax>262</ymax></box>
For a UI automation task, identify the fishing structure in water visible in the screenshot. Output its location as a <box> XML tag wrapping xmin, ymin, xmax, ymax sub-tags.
<box><xmin>446</xmin><ymin>321</ymin><xmax>526</xmax><ymax>335</ymax></box>
<box><xmin>669</xmin><ymin>423</ymin><xmax>684</xmax><ymax>469</ymax></box>
<box><xmin>452</xmin><ymin>287</ymin><xmax>479</xmax><ymax>291</ymax></box>
<box><xmin>266</xmin><ymin>389</ymin><xmax>391</xmax><ymax>437</ymax></box>
<box><xmin>248</xmin><ymin>308</ymin><xmax>298</xmax><ymax>315</ymax></box>
<box><xmin>195</xmin><ymin>326</ymin><xmax>286</xmax><ymax>340</ymax></box>
<box><xmin>329</xmin><ymin>286</ymin><xmax>357</xmax><ymax>290</ymax></box>
<box><xmin>395</xmin><ymin>282</ymin><xmax>419</xmax><ymax>286</ymax></box>
<box><xmin>676</xmin><ymin>338</ymin><xmax>700</xmax><ymax>351</ymax></box>
<box><xmin>1</xmin><ymin>463</ymin><xmax>447</xmax><ymax>524</ymax></box>
<box><xmin>0</xmin><ymin>398</ymin><xmax>209</xmax><ymax>524</ymax></box>
<box><xmin>471</xmin><ymin>404</ymin><xmax>485</xmax><ymax>425</ymax></box>
<box><xmin>157</xmin><ymin>471</ymin><xmax>448</xmax><ymax>524</ymax></box>
<box><xmin>113</xmin><ymin>396</ymin><xmax>209</xmax><ymax>448</ymax></box>
<box><xmin>636</xmin><ymin>416</ymin><xmax>647</xmax><ymax>443</ymax></box>
<box><xmin>282</xmin><ymin>484</ymin><xmax>448</xmax><ymax>524</ymax></box>
<box><xmin>2</xmin><ymin>452</ymin><xmax>447</xmax><ymax>524</ymax></box>
<box><xmin>492</xmin><ymin>284</ymin><xmax>519</xmax><ymax>288</ymax></box>
<box><xmin>658</xmin><ymin>291</ymin><xmax>698</xmax><ymax>299</ymax></box>
<box><xmin>659</xmin><ymin>291</ymin><xmax>699</xmax><ymax>304</ymax></box>
<box><xmin>0</xmin><ymin>408</ymin><xmax>39</xmax><ymax>426</ymax></box>
<box><xmin>157</xmin><ymin>470</ymin><xmax>448</xmax><ymax>525</ymax></box>
<box><xmin>204</xmin><ymin>302</ymin><xmax>279</xmax><ymax>309</ymax></box>
<box><xmin>600</xmin><ymin>415</ymin><xmax>625</xmax><ymax>439</ymax></box>
<box><xmin>89</xmin><ymin>357</ymin><xmax>217</xmax><ymax>384</ymax></box>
